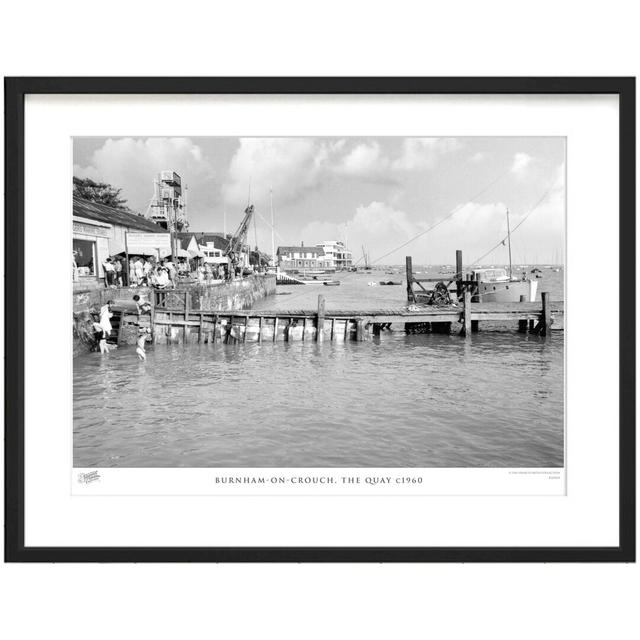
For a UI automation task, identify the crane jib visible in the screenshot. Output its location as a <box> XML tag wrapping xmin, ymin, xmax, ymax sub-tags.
<box><xmin>225</xmin><ymin>204</ymin><xmax>255</xmax><ymax>258</ymax></box>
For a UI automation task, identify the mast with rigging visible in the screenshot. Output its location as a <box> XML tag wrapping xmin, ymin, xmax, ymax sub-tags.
<box><xmin>506</xmin><ymin>207</ymin><xmax>513</xmax><ymax>279</ymax></box>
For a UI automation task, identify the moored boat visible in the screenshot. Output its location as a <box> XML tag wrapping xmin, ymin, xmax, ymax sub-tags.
<box><xmin>471</xmin><ymin>268</ymin><xmax>538</xmax><ymax>302</ymax></box>
<box><xmin>470</xmin><ymin>207</ymin><xmax>538</xmax><ymax>302</ymax></box>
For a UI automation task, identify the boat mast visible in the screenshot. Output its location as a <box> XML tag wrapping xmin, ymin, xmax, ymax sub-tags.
<box><xmin>506</xmin><ymin>207</ymin><xmax>513</xmax><ymax>279</ymax></box>
<box><xmin>270</xmin><ymin>187</ymin><xmax>276</xmax><ymax>269</ymax></box>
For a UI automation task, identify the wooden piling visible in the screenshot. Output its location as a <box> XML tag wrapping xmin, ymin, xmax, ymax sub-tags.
<box><xmin>541</xmin><ymin>291</ymin><xmax>551</xmax><ymax>337</ymax></box>
<box><xmin>212</xmin><ymin>315</ymin><xmax>218</xmax><ymax>343</ymax></box>
<box><xmin>456</xmin><ymin>249</ymin><xmax>463</xmax><ymax>300</ymax></box>
<box><xmin>356</xmin><ymin>318</ymin><xmax>365</xmax><ymax>341</ymax></box>
<box><xmin>518</xmin><ymin>295</ymin><xmax>528</xmax><ymax>333</ymax></box>
<box><xmin>258</xmin><ymin>316</ymin><xmax>263</xmax><ymax>343</ymax></box>
<box><xmin>405</xmin><ymin>256</ymin><xmax>414</xmax><ymax>303</ymax></box>
<box><xmin>317</xmin><ymin>294</ymin><xmax>326</xmax><ymax>343</ymax></box>
<box><xmin>226</xmin><ymin>316</ymin><xmax>233</xmax><ymax>343</ymax></box>
<box><xmin>462</xmin><ymin>290</ymin><xmax>472</xmax><ymax>336</ymax></box>
<box><xmin>273</xmin><ymin>317</ymin><xmax>278</xmax><ymax>342</ymax></box>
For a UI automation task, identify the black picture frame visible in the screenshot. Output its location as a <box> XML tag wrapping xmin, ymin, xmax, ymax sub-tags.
<box><xmin>4</xmin><ymin>77</ymin><xmax>635</xmax><ymax>563</ymax></box>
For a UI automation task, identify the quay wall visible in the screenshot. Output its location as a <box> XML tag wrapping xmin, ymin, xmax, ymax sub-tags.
<box><xmin>73</xmin><ymin>275</ymin><xmax>276</xmax><ymax>355</ymax></box>
<box><xmin>185</xmin><ymin>275</ymin><xmax>276</xmax><ymax>312</ymax></box>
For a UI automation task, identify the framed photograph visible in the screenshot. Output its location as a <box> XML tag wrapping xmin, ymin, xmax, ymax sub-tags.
<box><xmin>4</xmin><ymin>77</ymin><xmax>635</xmax><ymax>562</ymax></box>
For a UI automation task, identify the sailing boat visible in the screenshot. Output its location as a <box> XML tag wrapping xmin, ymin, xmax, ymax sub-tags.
<box><xmin>362</xmin><ymin>245</ymin><xmax>372</xmax><ymax>271</ymax></box>
<box><xmin>470</xmin><ymin>208</ymin><xmax>538</xmax><ymax>303</ymax></box>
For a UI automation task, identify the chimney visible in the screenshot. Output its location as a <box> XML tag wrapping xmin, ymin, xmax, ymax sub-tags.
<box><xmin>301</xmin><ymin>241</ymin><xmax>304</xmax><ymax>247</ymax></box>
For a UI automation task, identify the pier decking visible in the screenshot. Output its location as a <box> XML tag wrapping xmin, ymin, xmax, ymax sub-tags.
<box><xmin>147</xmin><ymin>293</ymin><xmax>563</xmax><ymax>344</ymax></box>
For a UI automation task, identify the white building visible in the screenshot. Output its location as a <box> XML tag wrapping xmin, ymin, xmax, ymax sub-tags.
<box><xmin>277</xmin><ymin>244</ymin><xmax>330</xmax><ymax>272</ymax></box>
<box><xmin>315</xmin><ymin>240</ymin><xmax>353</xmax><ymax>271</ymax></box>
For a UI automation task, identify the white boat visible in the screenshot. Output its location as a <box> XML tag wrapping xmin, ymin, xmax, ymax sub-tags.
<box><xmin>471</xmin><ymin>268</ymin><xmax>538</xmax><ymax>302</ymax></box>
<box><xmin>471</xmin><ymin>207</ymin><xmax>538</xmax><ymax>302</ymax></box>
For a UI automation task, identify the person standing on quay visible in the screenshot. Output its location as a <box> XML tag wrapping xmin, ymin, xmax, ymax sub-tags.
<box><xmin>163</xmin><ymin>258</ymin><xmax>177</xmax><ymax>287</ymax></box>
<box><xmin>134</xmin><ymin>257</ymin><xmax>144</xmax><ymax>286</ymax></box>
<box><xmin>114</xmin><ymin>258</ymin><xmax>123</xmax><ymax>287</ymax></box>
<box><xmin>73</xmin><ymin>250</ymin><xmax>79</xmax><ymax>282</ymax></box>
<box><xmin>143</xmin><ymin>258</ymin><xmax>153</xmax><ymax>286</ymax></box>
<box><xmin>102</xmin><ymin>257</ymin><xmax>116</xmax><ymax>288</ymax></box>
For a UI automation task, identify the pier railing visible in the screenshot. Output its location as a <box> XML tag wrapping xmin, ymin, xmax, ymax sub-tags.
<box><xmin>154</xmin><ymin>289</ymin><xmax>189</xmax><ymax>311</ymax></box>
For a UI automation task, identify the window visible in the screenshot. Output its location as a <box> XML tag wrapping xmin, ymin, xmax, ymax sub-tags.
<box><xmin>73</xmin><ymin>238</ymin><xmax>96</xmax><ymax>276</ymax></box>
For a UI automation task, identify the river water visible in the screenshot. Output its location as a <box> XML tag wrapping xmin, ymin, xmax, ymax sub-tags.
<box><xmin>73</xmin><ymin>266</ymin><xmax>564</xmax><ymax>468</ymax></box>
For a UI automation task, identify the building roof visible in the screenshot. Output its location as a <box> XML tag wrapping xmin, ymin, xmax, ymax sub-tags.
<box><xmin>177</xmin><ymin>232</ymin><xmax>231</xmax><ymax>251</ymax></box>
<box><xmin>277</xmin><ymin>246</ymin><xmax>325</xmax><ymax>256</ymax></box>
<box><xmin>73</xmin><ymin>196</ymin><xmax>165</xmax><ymax>233</ymax></box>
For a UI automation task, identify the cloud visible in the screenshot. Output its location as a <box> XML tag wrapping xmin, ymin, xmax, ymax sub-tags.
<box><xmin>73</xmin><ymin>137</ymin><xmax>214</xmax><ymax>214</ymax></box>
<box><xmin>392</xmin><ymin>138</ymin><xmax>462</xmax><ymax>171</ymax></box>
<box><xmin>511</xmin><ymin>152</ymin><xmax>533</xmax><ymax>174</ymax></box>
<box><xmin>298</xmin><ymin>157</ymin><xmax>565</xmax><ymax>268</ymax></box>
<box><xmin>469</xmin><ymin>152</ymin><xmax>488</xmax><ymax>163</ymax></box>
<box><xmin>334</xmin><ymin>142</ymin><xmax>389</xmax><ymax>176</ymax></box>
<box><xmin>301</xmin><ymin>200</ymin><xmax>515</xmax><ymax>265</ymax></box>
<box><xmin>223</xmin><ymin>138</ymin><xmax>399</xmax><ymax>207</ymax></box>
<box><xmin>222</xmin><ymin>138</ymin><xmax>341</xmax><ymax>207</ymax></box>
<box><xmin>301</xmin><ymin>201</ymin><xmax>426</xmax><ymax>264</ymax></box>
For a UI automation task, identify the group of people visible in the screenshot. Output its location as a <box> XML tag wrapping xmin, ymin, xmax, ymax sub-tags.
<box><xmin>92</xmin><ymin>294</ymin><xmax>152</xmax><ymax>360</ymax></box>
<box><xmin>102</xmin><ymin>256</ymin><xmax>228</xmax><ymax>289</ymax></box>
<box><xmin>101</xmin><ymin>257</ymin><xmax>125</xmax><ymax>287</ymax></box>
<box><xmin>129</xmin><ymin>256</ymin><xmax>177</xmax><ymax>289</ymax></box>
<box><xmin>195</xmin><ymin>262</ymin><xmax>225</xmax><ymax>284</ymax></box>
<box><xmin>101</xmin><ymin>256</ymin><xmax>194</xmax><ymax>289</ymax></box>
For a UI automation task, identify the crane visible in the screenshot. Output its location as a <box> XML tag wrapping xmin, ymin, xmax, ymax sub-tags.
<box><xmin>224</xmin><ymin>204</ymin><xmax>255</xmax><ymax>278</ymax></box>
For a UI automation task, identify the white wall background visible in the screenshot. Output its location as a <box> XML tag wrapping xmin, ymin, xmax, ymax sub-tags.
<box><xmin>1</xmin><ymin>2</ymin><xmax>638</xmax><ymax>639</ymax></box>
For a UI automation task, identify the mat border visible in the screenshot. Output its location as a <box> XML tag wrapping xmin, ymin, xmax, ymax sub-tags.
<box><xmin>4</xmin><ymin>76</ymin><xmax>635</xmax><ymax>562</ymax></box>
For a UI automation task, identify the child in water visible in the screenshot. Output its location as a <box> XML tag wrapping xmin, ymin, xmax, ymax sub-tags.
<box><xmin>136</xmin><ymin>328</ymin><xmax>150</xmax><ymax>361</ymax></box>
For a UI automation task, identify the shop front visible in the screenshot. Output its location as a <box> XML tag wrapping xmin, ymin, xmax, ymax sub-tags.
<box><xmin>73</xmin><ymin>217</ymin><xmax>111</xmax><ymax>288</ymax></box>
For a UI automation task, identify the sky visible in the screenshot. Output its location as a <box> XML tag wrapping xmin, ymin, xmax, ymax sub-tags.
<box><xmin>73</xmin><ymin>136</ymin><xmax>565</xmax><ymax>265</ymax></box>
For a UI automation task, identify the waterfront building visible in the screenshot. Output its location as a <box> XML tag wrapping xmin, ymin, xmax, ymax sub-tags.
<box><xmin>315</xmin><ymin>240</ymin><xmax>353</xmax><ymax>270</ymax></box>
<box><xmin>176</xmin><ymin>232</ymin><xmax>250</xmax><ymax>267</ymax></box>
<box><xmin>277</xmin><ymin>244</ymin><xmax>332</xmax><ymax>272</ymax></box>
<box><xmin>73</xmin><ymin>196</ymin><xmax>167</xmax><ymax>289</ymax></box>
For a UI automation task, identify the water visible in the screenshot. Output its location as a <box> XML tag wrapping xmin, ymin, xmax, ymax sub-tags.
<box><xmin>252</xmin><ymin>266</ymin><xmax>564</xmax><ymax>313</ymax></box>
<box><xmin>74</xmin><ymin>267</ymin><xmax>564</xmax><ymax>468</ymax></box>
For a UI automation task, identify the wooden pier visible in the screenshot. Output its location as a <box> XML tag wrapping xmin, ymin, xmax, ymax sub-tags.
<box><xmin>110</xmin><ymin>253</ymin><xmax>563</xmax><ymax>346</ymax></box>
<box><xmin>147</xmin><ymin>291</ymin><xmax>563</xmax><ymax>345</ymax></box>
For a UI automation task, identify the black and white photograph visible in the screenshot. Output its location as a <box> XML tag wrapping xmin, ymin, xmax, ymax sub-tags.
<box><xmin>72</xmin><ymin>135</ymin><xmax>565</xmax><ymax>471</ymax></box>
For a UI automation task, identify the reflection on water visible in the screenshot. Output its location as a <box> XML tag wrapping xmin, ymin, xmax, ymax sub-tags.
<box><xmin>74</xmin><ymin>331</ymin><xmax>564</xmax><ymax>468</ymax></box>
